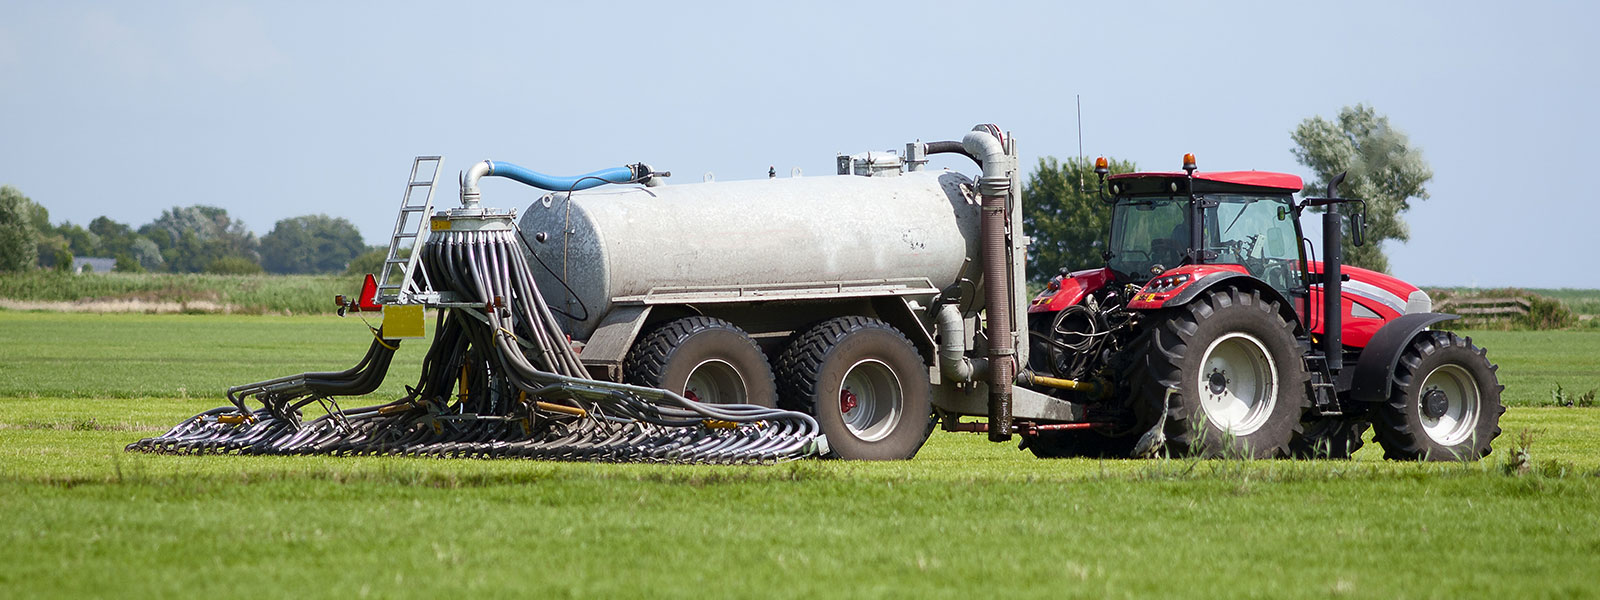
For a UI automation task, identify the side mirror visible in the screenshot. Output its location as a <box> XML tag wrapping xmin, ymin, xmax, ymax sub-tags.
<box><xmin>1349</xmin><ymin>212</ymin><xmax>1366</xmax><ymax>247</ymax></box>
<box><xmin>1276</xmin><ymin>205</ymin><xmax>1289</xmax><ymax>221</ymax></box>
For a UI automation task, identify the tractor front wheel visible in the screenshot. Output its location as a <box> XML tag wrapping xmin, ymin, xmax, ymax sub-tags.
<box><xmin>1372</xmin><ymin>331</ymin><xmax>1503</xmax><ymax>461</ymax></box>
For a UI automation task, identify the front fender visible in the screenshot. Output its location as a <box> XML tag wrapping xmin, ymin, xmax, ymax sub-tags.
<box><xmin>1348</xmin><ymin>312</ymin><xmax>1460</xmax><ymax>403</ymax></box>
<box><xmin>1132</xmin><ymin>271</ymin><xmax>1301</xmax><ymax>332</ymax></box>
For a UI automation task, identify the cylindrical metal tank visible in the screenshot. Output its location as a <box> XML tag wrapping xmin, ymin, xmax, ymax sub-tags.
<box><xmin>517</xmin><ymin>170</ymin><xmax>981</xmax><ymax>339</ymax></box>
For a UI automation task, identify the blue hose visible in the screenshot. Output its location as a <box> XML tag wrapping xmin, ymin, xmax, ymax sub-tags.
<box><xmin>486</xmin><ymin>161</ymin><xmax>635</xmax><ymax>192</ymax></box>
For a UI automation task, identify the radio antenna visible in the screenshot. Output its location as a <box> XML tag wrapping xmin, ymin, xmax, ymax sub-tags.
<box><xmin>1077</xmin><ymin>94</ymin><xmax>1085</xmax><ymax>190</ymax></box>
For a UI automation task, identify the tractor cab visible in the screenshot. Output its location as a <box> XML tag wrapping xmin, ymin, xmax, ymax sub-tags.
<box><xmin>1103</xmin><ymin>160</ymin><xmax>1307</xmax><ymax>302</ymax></box>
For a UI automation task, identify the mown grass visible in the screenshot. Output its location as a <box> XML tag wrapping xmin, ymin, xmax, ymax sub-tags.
<box><xmin>2</xmin><ymin>407</ymin><xmax>1597</xmax><ymax>599</ymax></box>
<box><xmin>0</xmin><ymin>271</ymin><xmax>360</xmax><ymax>314</ymax></box>
<box><xmin>3</xmin><ymin>313</ymin><xmax>1600</xmax><ymax>598</ymax></box>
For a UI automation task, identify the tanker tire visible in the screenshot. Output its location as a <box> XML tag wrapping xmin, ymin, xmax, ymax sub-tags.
<box><xmin>1143</xmin><ymin>286</ymin><xmax>1309</xmax><ymax>458</ymax></box>
<box><xmin>624</xmin><ymin>317</ymin><xmax>777</xmax><ymax>407</ymax></box>
<box><xmin>1372</xmin><ymin>331</ymin><xmax>1503</xmax><ymax>461</ymax></box>
<box><xmin>1290</xmin><ymin>418</ymin><xmax>1369</xmax><ymax>459</ymax></box>
<box><xmin>776</xmin><ymin>316</ymin><xmax>933</xmax><ymax>460</ymax></box>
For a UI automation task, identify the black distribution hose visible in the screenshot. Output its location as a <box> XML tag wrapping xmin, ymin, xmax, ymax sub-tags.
<box><xmin>128</xmin><ymin>224</ymin><xmax>821</xmax><ymax>463</ymax></box>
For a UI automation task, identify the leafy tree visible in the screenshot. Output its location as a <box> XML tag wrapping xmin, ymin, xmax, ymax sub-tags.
<box><xmin>127</xmin><ymin>237</ymin><xmax>165</xmax><ymax>271</ymax></box>
<box><xmin>56</xmin><ymin>222</ymin><xmax>100</xmax><ymax>257</ymax></box>
<box><xmin>260</xmin><ymin>214</ymin><xmax>367</xmax><ymax>274</ymax></box>
<box><xmin>1022</xmin><ymin>156</ymin><xmax>1138</xmax><ymax>282</ymax></box>
<box><xmin>1291</xmin><ymin>104</ymin><xmax>1432</xmax><ymax>273</ymax></box>
<box><xmin>114</xmin><ymin>254</ymin><xmax>145</xmax><ymax>273</ymax></box>
<box><xmin>0</xmin><ymin>186</ymin><xmax>38</xmax><ymax>272</ymax></box>
<box><xmin>89</xmin><ymin>216</ymin><xmax>138</xmax><ymax>259</ymax></box>
<box><xmin>139</xmin><ymin>205</ymin><xmax>260</xmax><ymax>273</ymax></box>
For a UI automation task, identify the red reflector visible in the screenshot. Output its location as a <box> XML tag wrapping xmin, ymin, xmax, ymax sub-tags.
<box><xmin>356</xmin><ymin>273</ymin><xmax>382</xmax><ymax>312</ymax></box>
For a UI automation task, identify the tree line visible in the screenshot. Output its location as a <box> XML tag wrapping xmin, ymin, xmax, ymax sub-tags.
<box><xmin>0</xmin><ymin>190</ymin><xmax>383</xmax><ymax>275</ymax></box>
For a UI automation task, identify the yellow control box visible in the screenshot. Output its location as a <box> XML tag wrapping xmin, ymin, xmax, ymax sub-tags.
<box><xmin>381</xmin><ymin>304</ymin><xmax>426</xmax><ymax>339</ymax></box>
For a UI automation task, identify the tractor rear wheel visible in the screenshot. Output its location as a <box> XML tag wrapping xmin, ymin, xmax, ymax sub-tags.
<box><xmin>1142</xmin><ymin>286</ymin><xmax>1309</xmax><ymax>458</ymax></box>
<box><xmin>776</xmin><ymin>317</ymin><xmax>933</xmax><ymax>460</ymax></box>
<box><xmin>1291</xmin><ymin>418</ymin><xmax>1369</xmax><ymax>459</ymax></box>
<box><xmin>1372</xmin><ymin>331</ymin><xmax>1503</xmax><ymax>461</ymax></box>
<box><xmin>624</xmin><ymin>317</ymin><xmax>777</xmax><ymax>406</ymax></box>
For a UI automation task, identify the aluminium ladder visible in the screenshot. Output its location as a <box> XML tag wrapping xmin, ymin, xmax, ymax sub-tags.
<box><xmin>376</xmin><ymin>156</ymin><xmax>442</xmax><ymax>305</ymax></box>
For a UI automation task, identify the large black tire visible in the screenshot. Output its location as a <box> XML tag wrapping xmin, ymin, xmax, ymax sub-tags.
<box><xmin>1290</xmin><ymin>418</ymin><xmax>1369</xmax><ymax>459</ymax></box>
<box><xmin>1144</xmin><ymin>286</ymin><xmax>1310</xmax><ymax>458</ymax></box>
<box><xmin>1372</xmin><ymin>331</ymin><xmax>1504</xmax><ymax>461</ymax></box>
<box><xmin>776</xmin><ymin>317</ymin><xmax>933</xmax><ymax>460</ymax></box>
<box><xmin>623</xmin><ymin>317</ymin><xmax>777</xmax><ymax>407</ymax></box>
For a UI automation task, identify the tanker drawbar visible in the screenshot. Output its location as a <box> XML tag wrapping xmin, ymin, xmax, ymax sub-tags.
<box><xmin>128</xmin><ymin>157</ymin><xmax>824</xmax><ymax>463</ymax></box>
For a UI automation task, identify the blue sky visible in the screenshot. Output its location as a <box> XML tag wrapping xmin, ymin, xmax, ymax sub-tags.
<box><xmin>1</xmin><ymin>1</ymin><xmax>1593</xmax><ymax>287</ymax></box>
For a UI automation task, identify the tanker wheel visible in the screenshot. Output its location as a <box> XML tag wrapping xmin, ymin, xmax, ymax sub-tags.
<box><xmin>1143</xmin><ymin>286</ymin><xmax>1309</xmax><ymax>458</ymax></box>
<box><xmin>1291</xmin><ymin>418</ymin><xmax>1369</xmax><ymax>459</ymax></box>
<box><xmin>776</xmin><ymin>316</ymin><xmax>933</xmax><ymax>460</ymax></box>
<box><xmin>624</xmin><ymin>316</ymin><xmax>777</xmax><ymax>407</ymax></box>
<box><xmin>1372</xmin><ymin>331</ymin><xmax>1504</xmax><ymax>461</ymax></box>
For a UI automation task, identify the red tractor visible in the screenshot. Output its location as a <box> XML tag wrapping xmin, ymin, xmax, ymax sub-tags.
<box><xmin>1021</xmin><ymin>155</ymin><xmax>1503</xmax><ymax>460</ymax></box>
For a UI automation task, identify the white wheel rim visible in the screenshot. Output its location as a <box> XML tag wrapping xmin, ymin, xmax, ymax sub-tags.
<box><xmin>1197</xmin><ymin>332</ymin><xmax>1278</xmax><ymax>435</ymax></box>
<box><xmin>683</xmin><ymin>359</ymin><xmax>746</xmax><ymax>405</ymax></box>
<box><xmin>839</xmin><ymin>359</ymin><xmax>903</xmax><ymax>442</ymax></box>
<box><xmin>1418</xmin><ymin>364</ymin><xmax>1480</xmax><ymax>446</ymax></box>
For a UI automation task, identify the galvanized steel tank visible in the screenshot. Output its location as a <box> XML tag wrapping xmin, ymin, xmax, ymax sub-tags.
<box><xmin>518</xmin><ymin>170</ymin><xmax>981</xmax><ymax>339</ymax></box>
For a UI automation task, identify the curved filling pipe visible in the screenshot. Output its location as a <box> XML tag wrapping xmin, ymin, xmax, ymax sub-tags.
<box><xmin>936</xmin><ymin>303</ymin><xmax>988</xmax><ymax>383</ymax></box>
<box><xmin>922</xmin><ymin>140</ymin><xmax>980</xmax><ymax>165</ymax></box>
<box><xmin>963</xmin><ymin>125</ymin><xmax>1015</xmax><ymax>442</ymax></box>
<box><xmin>460</xmin><ymin>161</ymin><xmax>641</xmax><ymax>208</ymax></box>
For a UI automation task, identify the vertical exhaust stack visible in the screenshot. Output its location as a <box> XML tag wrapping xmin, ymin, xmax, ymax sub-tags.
<box><xmin>963</xmin><ymin>125</ymin><xmax>1017</xmax><ymax>442</ymax></box>
<box><xmin>1321</xmin><ymin>172</ymin><xmax>1347</xmax><ymax>372</ymax></box>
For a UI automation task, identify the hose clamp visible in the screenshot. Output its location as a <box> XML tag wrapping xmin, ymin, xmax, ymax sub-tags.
<box><xmin>979</xmin><ymin>176</ymin><xmax>1011</xmax><ymax>196</ymax></box>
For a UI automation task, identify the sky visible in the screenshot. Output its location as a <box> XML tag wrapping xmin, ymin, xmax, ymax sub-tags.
<box><xmin>1</xmin><ymin>1</ymin><xmax>1595</xmax><ymax>288</ymax></box>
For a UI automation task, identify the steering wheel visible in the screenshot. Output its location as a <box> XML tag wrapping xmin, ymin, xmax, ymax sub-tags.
<box><xmin>1258</xmin><ymin>258</ymin><xmax>1294</xmax><ymax>290</ymax></box>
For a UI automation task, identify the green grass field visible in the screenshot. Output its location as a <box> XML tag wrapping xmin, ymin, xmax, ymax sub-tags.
<box><xmin>3</xmin><ymin>312</ymin><xmax>1599</xmax><ymax>598</ymax></box>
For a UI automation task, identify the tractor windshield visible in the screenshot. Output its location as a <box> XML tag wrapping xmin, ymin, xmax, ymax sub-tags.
<box><xmin>1107</xmin><ymin>197</ymin><xmax>1188</xmax><ymax>280</ymax></box>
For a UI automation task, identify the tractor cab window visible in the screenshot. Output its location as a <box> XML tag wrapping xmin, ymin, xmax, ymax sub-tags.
<box><xmin>1107</xmin><ymin>196</ymin><xmax>1188</xmax><ymax>280</ymax></box>
<box><xmin>1201</xmin><ymin>194</ymin><xmax>1302</xmax><ymax>296</ymax></box>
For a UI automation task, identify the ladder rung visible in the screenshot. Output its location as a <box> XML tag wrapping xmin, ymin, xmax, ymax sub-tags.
<box><xmin>385</xmin><ymin>258</ymin><xmax>409</xmax><ymax>264</ymax></box>
<box><xmin>393</xmin><ymin>233</ymin><xmax>416</xmax><ymax>239</ymax></box>
<box><xmin>409</xmin><ymin>182</ymin><xmax>434</xmax><ymax>187</ymax></box>
<box><xmin>399</xmin><ymin>206</ymin><xmax>429</xmax><ymax>212</ymax></box>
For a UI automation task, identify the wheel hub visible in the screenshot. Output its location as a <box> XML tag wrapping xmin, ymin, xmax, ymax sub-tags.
<box><xmin>840</xmin><ymin>389</ymin><xmax>858</xmax><ymax>414</ymax></box>
<box><xmin>1207</xmin><ymin>369</ymin><xmax>1230</xmax><ymax>396</ymax></box>
<box><xmin>1422</xmin><ymin>387</ymin><xmax>1449</xmax><ymax>419</ymax></box>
